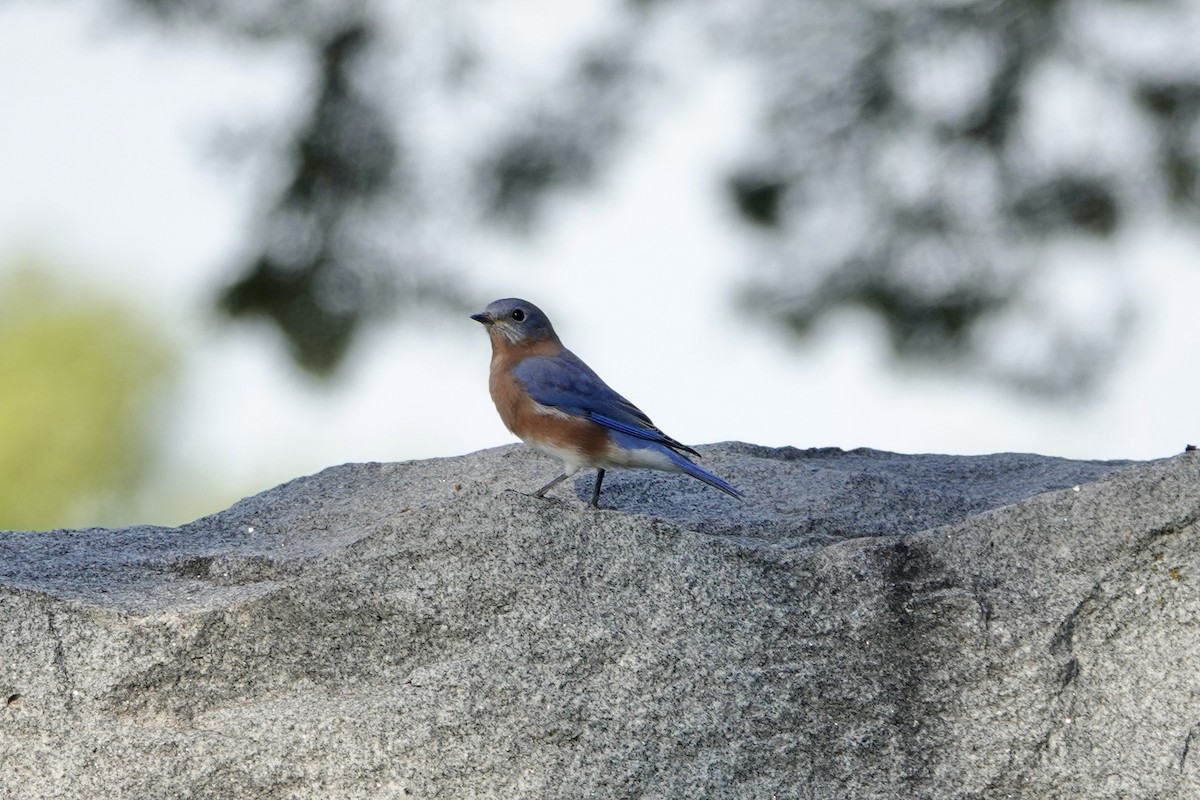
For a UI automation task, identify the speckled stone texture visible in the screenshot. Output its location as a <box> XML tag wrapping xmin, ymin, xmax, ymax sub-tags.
<box><xmin>2</xmin><ymin>444</ymin><xmax>1198</xmax><ymax>799</ymax></box>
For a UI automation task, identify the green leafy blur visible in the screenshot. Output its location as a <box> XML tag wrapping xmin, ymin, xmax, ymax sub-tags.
<box><xmin>0</xmin><ymin>265</ymin><xmax>171</xmax><ymax>530</ymax></box>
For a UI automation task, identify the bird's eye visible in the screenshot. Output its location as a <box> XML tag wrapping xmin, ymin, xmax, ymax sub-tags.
<box><xmin>511</xmin><ymin>309</ymin><xmax>526</xmax><ymax>322</ymax></box>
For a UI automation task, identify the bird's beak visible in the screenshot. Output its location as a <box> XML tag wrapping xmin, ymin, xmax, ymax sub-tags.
<box><xmin>470</xmin><ymin>312</ymin><xmax>491</xmax><ymax>325</ymax></box>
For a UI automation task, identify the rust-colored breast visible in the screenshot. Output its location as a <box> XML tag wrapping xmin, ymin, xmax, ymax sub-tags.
<box><xmin>486</xmin><ymin>333</ymin><xmax>612</xmax><ymax>464</ymax></box>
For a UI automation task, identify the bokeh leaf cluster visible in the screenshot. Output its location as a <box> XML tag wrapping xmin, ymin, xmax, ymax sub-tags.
<box><xmin>84</xmin><ymin>0</ymin><xmax>1200</xmax><ymax>394</ymax></box>
<box><xmin>0</xmin><ymin>268</ymin><xmax>170</xmax><ymax>530</ymax></box>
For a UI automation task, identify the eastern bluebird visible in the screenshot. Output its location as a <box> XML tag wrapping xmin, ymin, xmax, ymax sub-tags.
<box><xmin>471</xmin><ymin>298</ymin><xmax>742</xmax><ymax>507</ymax></box>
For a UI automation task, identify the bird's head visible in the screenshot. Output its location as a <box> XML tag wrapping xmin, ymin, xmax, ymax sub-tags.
<box><xmin>471</xmin><ymin>298</ymin><xmax>559</xmax><ymax>346</ymax></box>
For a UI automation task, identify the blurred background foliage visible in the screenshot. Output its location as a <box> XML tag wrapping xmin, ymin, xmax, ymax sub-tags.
<box><xmin>100</xmin><ymin>0</ymin><xmax>1198</xmax><ymax>395</ymax></box>
<box><xmin>0</xmin><ymin>265</ymin><xmax>172</xmax><ymax>529</ymax></box>
<box><xmin>103</xmin><ymin>0</ymin><xmax>1190</xmax><ymax>393</ymax></box>
<box><xmin>4</xmin><ymin>0</ymin><xmax>1199</xmax><ymax>528</ymax></box>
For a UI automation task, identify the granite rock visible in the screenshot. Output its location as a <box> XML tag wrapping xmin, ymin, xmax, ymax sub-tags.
<box><xmin>2</xmin><ymin>444</ymin><xmax>1198</xmax><ymax>799</ymax></box>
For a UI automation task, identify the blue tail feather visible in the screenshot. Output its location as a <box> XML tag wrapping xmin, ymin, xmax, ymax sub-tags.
<box><xmin>662</xmin><ymin>448</ymin><xmax>744</xmax><ymax>500</ymax></box>
<box><xmin>605</xmin><ymin>432</ymin><xmax>743</xmax><ymax>500</ymax></box>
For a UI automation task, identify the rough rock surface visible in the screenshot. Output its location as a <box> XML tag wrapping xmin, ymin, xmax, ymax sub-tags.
<box><xmin>2</xmin><ymin>443</ymin><xmax>1199</xmax><ymax>799</ymax></box>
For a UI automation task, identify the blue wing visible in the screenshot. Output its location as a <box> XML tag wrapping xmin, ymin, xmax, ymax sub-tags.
<box><xmin>512</xmin><ymin>350</ymin><xmax>701</xmax><ymax>458</ymax></box>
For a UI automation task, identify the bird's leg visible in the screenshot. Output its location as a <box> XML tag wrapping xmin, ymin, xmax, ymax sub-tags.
<box><xmin>590</xmin><ymin>469</ymin><xmax>606</xmax><ymax>508</ymax></box>
<box><xmin>533</xmin><ymin>473</ymin><xmax>569</xmax><ymax>498</ymax></box>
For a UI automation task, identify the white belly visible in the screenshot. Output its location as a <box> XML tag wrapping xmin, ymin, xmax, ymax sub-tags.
<box><xmin>523</xmin><ymin>434</ymin><xmax>680</xmax><ymax>474</ymax></box>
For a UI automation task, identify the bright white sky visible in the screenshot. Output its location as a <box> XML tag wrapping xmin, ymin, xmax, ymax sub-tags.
<box><xmin>1</xmin><ymin>2</ymin><xmax>1197</xmax><ymax>525</ymax></box>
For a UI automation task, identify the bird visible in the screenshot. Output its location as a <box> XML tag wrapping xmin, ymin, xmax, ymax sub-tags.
<box><xmin>471</xmin><ymin>297</ymin><xmax>742</xmax><ymax>507</ymax></box>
